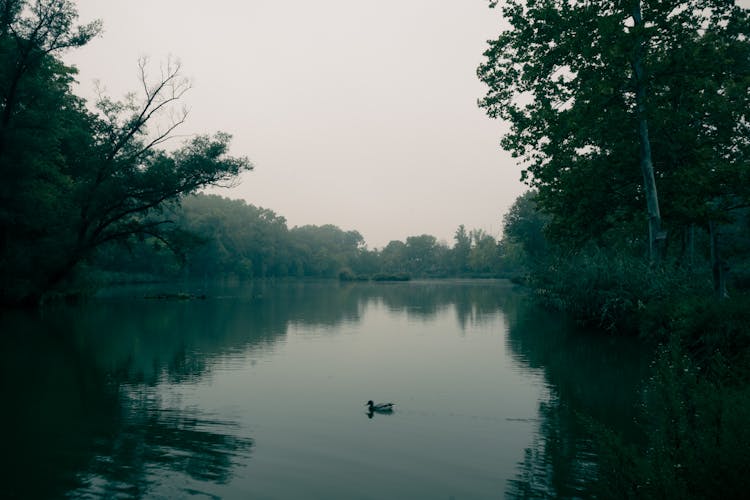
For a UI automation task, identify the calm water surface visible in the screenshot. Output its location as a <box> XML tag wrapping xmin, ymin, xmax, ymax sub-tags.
<box><xmin>0</xmin><ymin>280</ymin><xmax>647</xmax><ymax>499</ymax></box>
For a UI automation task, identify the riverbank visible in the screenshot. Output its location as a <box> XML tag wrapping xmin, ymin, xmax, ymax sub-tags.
<box><xmin>524</xmin><ymin>251</ymin><xmax>750</xmax><ymax>498</ymax></box>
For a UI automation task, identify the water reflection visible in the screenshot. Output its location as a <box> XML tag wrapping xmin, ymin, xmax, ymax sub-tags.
<box><xmin>504</xmin><ymin>296</ymin><xmax>650</xmax><ymax>499</ymax></box>
<box><xmin>366</xmin><ymin>279</ymin><xmax>517</xmax><ymax>329</ymax></box>
<box><xmin>70</xmin><ymin>386</ymin><xmax>252</xmax><ymax>498</ymax></box>
<box><xmin>365</xmin><ymin>409</ymin><xmax>394</xmax><ymax>419</ymax></box>
<box><xmin>2</xmin><ymin>281</ymin><xmax>516</xmax><ymax>498</ymax></box>
<box><xmin>0</xmin><ymin>280</ymin><xmax>648</xmax><ymax>498</ymax></box>
<box><xmin>0</xmin><ymin>308</ymin><xmax>254</xmax><ymax>499</ymax></box>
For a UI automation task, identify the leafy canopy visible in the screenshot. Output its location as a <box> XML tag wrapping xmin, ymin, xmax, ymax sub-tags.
<box><xmin>478</xmin><ymin>0</ymin><xmax>750</xmax><ymax>247</ymax></box>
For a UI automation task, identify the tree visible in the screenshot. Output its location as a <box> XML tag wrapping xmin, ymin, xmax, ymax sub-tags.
<box><xmin>646</xmin><ymin>5</ymin><xmax>750</xmax><ymax>296</ymax></box>
<box><xmin>289</xmin><ymin>224</ymin><xmax>364</xmax><ymax>277</ymax></box>
<box><xmin>176</xmin><ymin>194</ymin><xmax>290</xmax><ymax>279</ymax></box>
<box><xmin>405</xmin><ymin>234</ymin><xmax>440</xmax><ymax>276</ymax></box>
<box><xmin>0</xmin><ymin>0</ymin><xmax>101</xmax><ymax>155</ymax></box>
<box><xmin>380</xmin><ymin>240</ymin><xmax>408</xmax><ymax>274</ymax></box>
<box><xmin>503</xmin><ymin>190</ymin><xmax>550</xmax><ymax>261</ymax></box>
<box><xmin>0</xmin><ymin>1</ymin><xmax>251</xmax><ymax>305</ymax></box>
<box><xmin>477</xmin><ymin>0</ymin><xmax>749</xmax><ymax>268</ymax></box>
<box><xmin>630</xmin><ymin>0</ymin><xmax>663</xmax><ymax>263</ymax></box>
<box><xmin>467</xmin><ymin>229</ymin><xmax>500</xmax><ymax>273</ymax></box>
<box><xmin>452</xmin><ymin>224</ymin><xmax>471</xmax><ymax>273</ymax></box>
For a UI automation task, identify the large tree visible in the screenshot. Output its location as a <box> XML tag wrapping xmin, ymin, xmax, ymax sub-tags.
<box><xmin>478</xmin><ymin>0</ymin><xmax>749</xmax><ymax>267</ymax></box>
<box><xmin>0</xmin><ymin>1</ymin><xmax>251</xmax><ymax>305</ymax></box>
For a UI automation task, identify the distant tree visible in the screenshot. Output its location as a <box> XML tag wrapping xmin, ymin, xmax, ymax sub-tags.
<box><xmin>452</xmin><ymin>225</ymin><xmax>471</xmax><ymax>273</ymax></box>
<box><xmin>405</xmin><ymin>234</ymin><xmax>440</xmax><ymax>276</ymax></box>
<box><xmin>468</xmin><ymin>230</ymin><xmax>500</xmax><ymax>274</ymax></box>
<box><xmin>177</xmin><ymin>195</ymin><xmax>289</xmax><ymax>279</ymax></box>
<box><xmin>289</xmin><ymin>224</ymin><xmax>364</xmax><ymax>277</ymax></box>
<box><xmin>352</xmin><ymin>247</ymin><xmax>381</xmax><ymax>277</ymax></box>
<box><xmin>380</xmin><ymin>240</ymin><xmax>408</xmax><ymax>274</ymax></box>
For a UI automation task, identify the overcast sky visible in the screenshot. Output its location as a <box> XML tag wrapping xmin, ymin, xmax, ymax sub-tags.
<box><xmin>64</xmin><ymin>1</ymin><xmax>750</xmax><ymax>248</ymax></box>
<box><xmin>63</xmin><ymin>0</ymin><xmax>520</xmax><ymax>249</ymax></box>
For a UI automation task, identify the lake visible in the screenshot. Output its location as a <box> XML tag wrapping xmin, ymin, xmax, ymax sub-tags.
<box><xmin>0</xmin><ymin>280</ymin><xmax>647</xmax><ymax>499</ymax></box>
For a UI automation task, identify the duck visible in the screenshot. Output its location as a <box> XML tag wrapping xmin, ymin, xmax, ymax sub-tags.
<box><xmin>365</xmin><ymin>400</ymin><xmax>394</xmax><ymax>413</ymax></box>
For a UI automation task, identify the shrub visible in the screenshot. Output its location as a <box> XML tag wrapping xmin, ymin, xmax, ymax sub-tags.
<box><xmin>594</xmin><ymin>340</ymin><xmax>750</xmax><ymax>499</ymax></box>
<box><xmin>371</xmin><ymin>273</ymin><xmax>410</xmax><ymax>282</ymax></box>
<box><xmin>641</xmin><ymin>294</ymin><xmax>750</xmax><ymax>376</ymax></box>
<box><xmin>529</xmin><ymin>247</ymin><xmax>708</xmax><ymax>335</ymax></box>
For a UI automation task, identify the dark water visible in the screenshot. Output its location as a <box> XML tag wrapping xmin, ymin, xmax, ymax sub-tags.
<box><xmin>0</xmin><ymin>280</ymin><xmax>647</xmax><ymax>499</ymax></box>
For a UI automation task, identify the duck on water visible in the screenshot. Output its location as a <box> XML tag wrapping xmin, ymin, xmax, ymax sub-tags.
<box><xmin>365</xmin><ymin>400</ymin><xmax>394</xmax><ymax>413</ymax></box>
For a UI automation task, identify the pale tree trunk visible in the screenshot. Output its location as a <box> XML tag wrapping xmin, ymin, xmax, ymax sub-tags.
<box><xmin>631</xmin><ymin>1</ymin><xmax>665</xmax><ymax>264</ymax></box>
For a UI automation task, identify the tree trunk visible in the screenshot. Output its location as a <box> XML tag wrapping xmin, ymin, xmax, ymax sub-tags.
<box><xmin>709</xmin><ymin>220</ymin><xmax>729</xmax><ymax>299</ymax></box>
<box><xmin>631</xmin><ymin>1</ymin><xmax>665</xmax><ymax>264</ymax></box>
<box><xmin>687</xmin><ymin>224</ymin><xmax>695</xmax><ymax>268</ymax></box>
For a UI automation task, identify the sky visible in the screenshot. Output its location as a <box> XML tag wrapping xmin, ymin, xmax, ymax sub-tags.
<box><xmin>63</xmin><ymin>0</ymin><xmax>521</xmax><ymax>249</ymax></box>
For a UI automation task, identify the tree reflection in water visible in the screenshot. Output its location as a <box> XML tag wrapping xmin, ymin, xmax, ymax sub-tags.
<box><xmin>504</xmin><ymin>296</ymin><xmax>649</xmax><ymax>499</ymax></box>
<box><xmin>0</xmin><ymin>306</ymin><xmax>254</xmax><ymax>499</ymax></box>
<box><xmin>71</xmin><ymin>385</ymin><xmax>252</xmax><ymax>498</ymax></box>
<box><xmin>1</xmin><ymin>280</ymin><xmax>647</xmax><ymax>498</ymax></box>
<box><xmin>2</xmin><ymin>280</ymin><xmax>515</xmax><ymax>498</ymax></box>
<box><xmin>506</xmin><ymin>396</ymin><xmax>598</xmax><ymax>499</ymax></box>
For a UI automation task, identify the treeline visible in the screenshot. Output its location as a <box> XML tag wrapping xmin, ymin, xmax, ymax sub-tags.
<box><xmin>93</xmin><ymin>193</ymin><xmax>515</xmax><ymax>282</ymax></box>
<box><xmin>478</xmin><ymin>1</ymin><xmax>750</xmax><ymax>497</ymax></box>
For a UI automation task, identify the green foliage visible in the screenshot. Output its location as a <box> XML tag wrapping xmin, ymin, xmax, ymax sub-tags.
<box><xmin>0</xmin><ymin>1</ymin><xmax>250</xmax><ymax>305</ymax></box>
<box><xmin>290</xmin><ymin>224</ymin><xmax>364</xmax><ymax>278</ymax></box>
<box><xmin>452</xmin><ymin>225</ymin><xmax>471</xmax><ymax>272</ymax></box>
<box><xmin>499</xmin><ymin>184</ymin><xmax>750</xmax><ymax>500</ymax></box>
<box><xmin>479</xmin><ymin>0</ymin><xmax>642</xmax><ymax>244</ymax></box>
<box><xmin>403</xmin><ymin>234</ymin><xmax>441</xmax><ymax>275</ymax></box>
<box><xmin>531</xmin><ymin>247</ymin><xmax>709</xmax><ymax>335</ymax></box>
<box><xmin>92</xmin><ymin>202</ymin><xmax>515</xmax><ymax>283</ymax></box>
<box><xmin>641</xmin><ymin>294</ymin><xmax>750</xmax><ymax>375</ymax></box>
<box><xmin>536</xmin><ymin>258</ymin><xmax>750</xmax><ymax>497</ymax></box>
<box><xmin>337</xmin><ymin>268</ymin><xmax>365</xmax><ymax>282</ymax></box>
<box><xmin>478</xmin><ymin>0</ymin><xmax>750</xmax><ymax>253</ymax></box>
<box><xmin>379</xmin><ymin>240</ymin><xmax>407</xmax><ymax>274</ymax></box>
<box><xmin>371</xmin><ymin>273</ymin><xmax>410</xmax><ymax>282</ymax></box>
<box><xmin>178</xmin><ymin>194</ymin><xmax>288</xmax><ymax>279</ymax></box>
<box><xmin>500</xmin><ymin>190</ymin><xmax>551</xmax><ymax>280</ymax></box>
<box><xmin>595</xmin><ymin>340</ymin><xmax>750</xmax><ymax>499</ymax></box>
<box><xmin>481</xmin><ymin>3</ymin><xmax>750</xmax><ymax>497</ymax></box>
<box><xmin>96</xmin><ymin>194</ymin><xmax>380</xmax><ymax>281</ymax></box>
<box><xmin>502</xmin><ymin>191</ymin><xmax>548</xmax><ymax>257</ymax></box>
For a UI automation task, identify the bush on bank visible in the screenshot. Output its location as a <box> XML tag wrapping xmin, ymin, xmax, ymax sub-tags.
<box><xmin>594</xmin><ymin>338</ymin><xmax>750</xmax><ymax>499</ymax></box>
<box><xmin>528</xmin><ymin>247</ymin><xmax>711</xmax><ymax>336</ymax></box>
<box><xmin>527</xmin><ymin>247</ymin><xmax>750</xmax><ymax>498</ymax></box>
